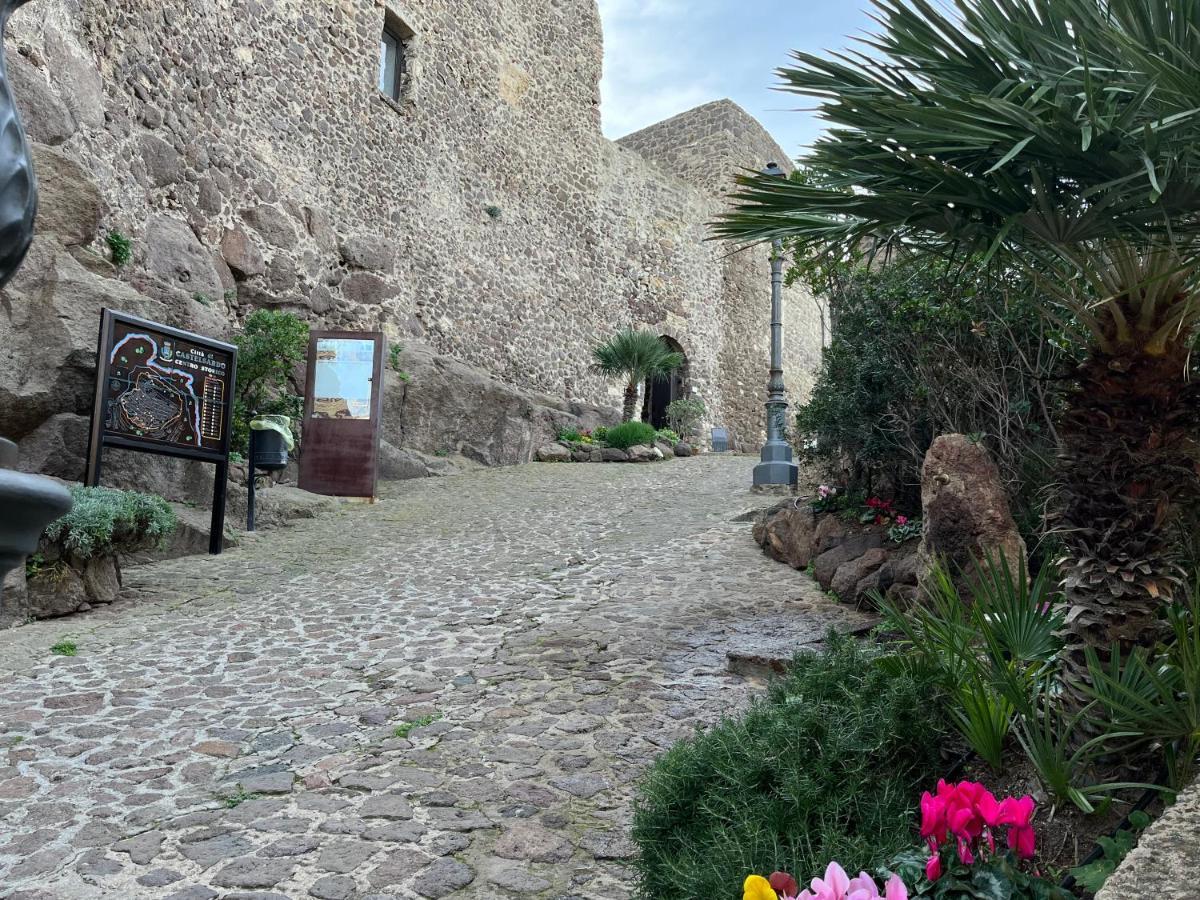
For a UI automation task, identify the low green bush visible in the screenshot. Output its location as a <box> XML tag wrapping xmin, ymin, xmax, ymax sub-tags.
<box><xmin>631</xmin><ymin>634</ymin><xmax>948</xmax><ymax>900</ymax></box>
<box><xmin>44</xmin><ymin>486</ymin><xmax>177</xmax><ymax>560</ymax></box>
<box><xmin>654</xmin><ymin>428</ymin><xmax>680</xmax><ymax>445</ymax></box>
<box><xmin>556</xmin><ymin>426</ymin><xmax>583</xmax><ymax>443</ymax></box>
<box><xmin>666</xmin><ymin>397</ymin><xmax>705</xmax><ymax>440</ymax></box>
<box><xmin>605</xmin><ymin>420</ymin><xmax>657</xmax><ymax>450</ymax></box>
<box><xmin>592</xmin><ymin>426</ymin><xmax>609</xmax><ymax>443</ymax></box>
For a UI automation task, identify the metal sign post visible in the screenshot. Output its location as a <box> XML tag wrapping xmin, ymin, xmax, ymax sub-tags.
<box><xmin>84</xmin><ymin>309</ymin><xmax>238</xmax><ymax>554</ymax></box>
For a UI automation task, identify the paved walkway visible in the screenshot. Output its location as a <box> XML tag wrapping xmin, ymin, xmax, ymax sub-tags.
<box><xmin>0</xmin><ymin>457</ymin><xmax>867</xmax><ymax>900</ymax></box>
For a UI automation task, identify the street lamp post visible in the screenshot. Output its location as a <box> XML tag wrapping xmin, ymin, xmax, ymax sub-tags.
<box><xmin>752</xmin><ymin>162</ymin><xmax>799</xmax><ymax>489</ymax></box>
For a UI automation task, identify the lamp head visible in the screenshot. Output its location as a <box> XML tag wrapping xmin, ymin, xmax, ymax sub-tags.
<box><xmin>762</xmin><ymin>162</ymin><xmax>787</xmax><ymax>178</ymax></box>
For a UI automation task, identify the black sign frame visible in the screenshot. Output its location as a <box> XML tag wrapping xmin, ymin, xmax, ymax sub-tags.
<box><xmin>84</xmin><ymin>309</ymin><xmax>239</xmax><ymax>554</ymax></box>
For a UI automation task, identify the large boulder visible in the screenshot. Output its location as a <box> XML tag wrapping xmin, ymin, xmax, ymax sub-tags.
<box><xmin>378</xmin><ymin>342</ymin><xmax>616</xmax><ymax>468</ymax></box>
<box><xmin>917</xmin><ymin>434</ymin><xmax>1026</xmax><ymax>598</ymax></box>
<box><xmin>535</xmin><ymin>444</ymin><xmax>571</xmax><ymax>463</ymax></box>
<box><xmin>10</xmin><ymin>54</ymin><xmax>75</xmax><ymax>145</ymax></box>
<box><xmin>813</xmin><ymin>533</ymin><xmax>884</xmax><ymax>590</ymax></box>
<box><xmin>143</xmin><ymin>215</ymin><xmax>225</xmax><ymax>302</ymax></box>
<box><xmin>0</xmin><ymin>237</ymin><xmax>169</xmax><ymax>441</ymax></box>
<box><xmin>830</xmin><ymin>547</ymin><xmax>888</xmax><ymax>601</ymax></box>
<box><xmin>753</xmin><ymin>500</ymin><xmax>817</xmax><ymax>570</ymax></box>
<box><xmin>31</xmin><ymin>144</ymin><xmax>105</xmax><ymax>247</ymax></box>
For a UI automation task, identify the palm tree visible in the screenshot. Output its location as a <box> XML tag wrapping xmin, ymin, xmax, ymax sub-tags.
<box><xmin>592</xmin><ymin>329</ymin><xmax>684</xmax><ymax>422</ymax></box>
<box><xmin>714</xmin><ymin>0</ymin><xmax>1200</xmax><ymax>709</ymax></box>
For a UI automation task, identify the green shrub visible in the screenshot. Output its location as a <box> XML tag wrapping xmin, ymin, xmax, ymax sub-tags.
<box><xmin>43</xmin><ymin>486</ymin><xmax>177</xmax><ymax>560</ymax></box>
<box><xmin>631</xmin><ymin>634</ymin><xmax>947</xmax><ymax>900</ymax></box>
<box><xmin>605</xmin><ymin>420</ymin><xmax>657</xmax><ymax>450</ymax></box>
<box><xmin>654</xmin><ymin>428</ymin><xmax>680</xmax><ymax>445</ymax></box>
<box><xmin>106</xmin><ymin>230</ymin><xmax>132</xmax><ymax>267</ymax></box>
<box><xmin>556</xmin><ymin>426</ymin><xmax>583</xmax><ymax>443</ymax></box>
<box><xmin>232</xmin><ymin>310</ymin><xmax>309</xmax><ymax>454</ymax></box>
<box><xmin>666</xmin><ymin>398</ymin><xmax>705</xmax><ymax>439</ymax></box>
<box><xmin>592</xmin><ymin>426</ymin><xmax>609</xmax><ymax>444</ymax></box>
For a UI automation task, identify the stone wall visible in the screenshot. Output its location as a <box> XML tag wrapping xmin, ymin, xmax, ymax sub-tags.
<box><xmin>2</xmin><ymin>0</ymin><xmax>823</xmax><ymax>480</ymax></box>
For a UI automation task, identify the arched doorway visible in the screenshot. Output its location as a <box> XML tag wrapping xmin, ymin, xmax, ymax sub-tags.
<box><xmin>643</xmin><ymin>335</ymin><xmax>687</xmax><ymax>429</ymax></box>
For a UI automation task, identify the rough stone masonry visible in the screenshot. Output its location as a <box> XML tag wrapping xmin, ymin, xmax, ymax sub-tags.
<box><xmin>1</xmin><ymin>0</ymin><xmax>824</xmax><ymax>493</ymax></box>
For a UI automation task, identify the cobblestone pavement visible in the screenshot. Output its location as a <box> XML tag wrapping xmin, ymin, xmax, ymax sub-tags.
<box><xmin>0</xmin><ymin>457</ymin><xmax>870</xmax><ymax>900</ymax></box>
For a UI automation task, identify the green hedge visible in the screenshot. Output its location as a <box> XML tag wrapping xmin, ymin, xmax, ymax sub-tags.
<box><xmin>606</xmin><ymin>420</ymin><xmax>657</xmax><ymax>450</ymax></box>
<box><xmin>631</xmin><ymin>634</ymin><xmax>947</xmax><ymax>900</ymax></box>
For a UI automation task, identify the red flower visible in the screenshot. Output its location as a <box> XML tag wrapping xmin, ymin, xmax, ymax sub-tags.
<box><xmin>769</xmin><ymin>872</ymin><xmax>799</xmax><ymax>897</ymax></box>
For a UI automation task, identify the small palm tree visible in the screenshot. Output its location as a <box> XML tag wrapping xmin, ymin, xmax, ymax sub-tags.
<box><xmin>592</xmin><ymin>329</ymin><xmax>684</xmax><ymax>422</ymax></box>
<box><xmin>714</xmin><ymin>0</ymin><xmax>1200</xmax><ymax>709</ymax></box>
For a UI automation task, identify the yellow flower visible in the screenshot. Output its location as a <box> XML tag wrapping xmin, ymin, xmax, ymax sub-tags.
<box><xmin>744</xmin><ymin>875</ymin><xmax>779</xmax><ymax>900</ymax></box>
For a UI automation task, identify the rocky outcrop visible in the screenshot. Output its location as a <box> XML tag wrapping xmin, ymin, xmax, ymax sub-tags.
<box><xmin>753</xmin><ymin>503</ymin><xmax>919</xmax><ymax>605</ymax></box>
<box><xmin>381</xmin><ymin>343</ymin><xmax>617</xmax><ymax>471</ymax></box>
<box><xmin>916</xmin><ymin>434</ymin><xmax>1027</xmax><ymax>597</ymax></box>
<box><xmin>752</xmin><ymin>500</ymin><xmax>816</xmax><ymax>570</ymax></box>
<box><xmin>1096</xmin><ymin>777</ymin><xmax>1200</xmax><ymax>900</ymax></box>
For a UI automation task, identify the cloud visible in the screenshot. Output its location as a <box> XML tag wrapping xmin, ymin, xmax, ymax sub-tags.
<box><xmin>597</xmin><ymin>0</ymin><xmax>724</xmax><ymax>138</ymax></box>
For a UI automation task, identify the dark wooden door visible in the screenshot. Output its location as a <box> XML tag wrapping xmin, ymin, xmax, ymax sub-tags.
<box><xmin>298</xmin><ymin>331</ymin><xmax>384</xmax><ymax>498</ymax></box>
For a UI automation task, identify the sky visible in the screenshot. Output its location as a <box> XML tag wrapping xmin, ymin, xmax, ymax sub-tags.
<box><xmin>597</xmin><ymin>0</ymin><xmax>877</xmax><ymax>161</ymax></box>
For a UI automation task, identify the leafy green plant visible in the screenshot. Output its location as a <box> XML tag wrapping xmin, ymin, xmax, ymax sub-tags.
<box><xmin>592</xmin><ymin>426</ymin><xmax>609</xmax><ymax>444</ymax></box>
<box><xmin>393</xmin><ymin>713</ymin><xmax>441</xmax><ymax>739</ymax></box>
<box><xmin>887</xmin><ymin>518</ymin><xmax>922</xmax><ymax>544</ymax></box>
<box><xmin>556</xmin><ymin>426</ymin><xmax>583</xmax><ymax>443</ymax></box>
<box><xmin>106</xmin><ymin>230</ymin><xmax>132</xmax><ymax>267</ymax></box>
<box><xmin>50</xmin><ymin>640</ymin><xmax>78</xmax><ymax>657</ymax></box>
<box><xmin>232</xmin><ymin>310</ymin><xmax>309</xmax><ymax>455</ymax></box>
<box><xmin>591</xmin><ymin>329</ymin><xmax>684</xmax><ymax>421</ymax></box>
<box><xmin>484</xmin><ymin>205</ymin><xmax>502</xmax><ymax>220</ymax></box>
<box><xmin>1083</xmin><ymin>572</ymin><xmax>1200</xmax><ymax>790</ymax></box>
<box><xmin>876</xmin><ymin>553</ymin><xmax>1065</xmax><ymax>772</ymax></box>
<box><xmin>631</xmin><ymin>633</ymin><xmax>948</xmax><ymax>900</ymax></box>
<box><xmin>891</xmin><ymin>848</ymin><xmax>1073</xmax><ymax>900</ymax></box>
<box><xmin>219</xmin><ymin>787</ymin><xmax>260</xmax><ymax>809</ymax></box>
<box><xmin>42</xmin><ymin>486</ymin><xmax>176</xmax><ymax>561</ymax></box>
<box><xmin>665</xmin><ymin>398</ymin><xmax>705</xmax><ymax>440</ymax></box>
<box><xmin>388</xmin><ymin>343</ymin><xmax>411</xmax><ymax>381</ymax></box>
<box><xmin>604</xmin><ymin>420</ymin><xmax>657</xmax><ymax>450</ymax></box>
<box><xmin>653</xmin><ymin>428</ymin><xmax>680</xmax><ymax>445</ymax></box>
<box><xmin>192</xmin><ymin>292</ymin><xmax>212</xmax><ymax>306</ymax></box>
<box><xmin>1069</xmin><ymin>810</ymin><xmax>1152</xmax><ymax>894</ymax></box>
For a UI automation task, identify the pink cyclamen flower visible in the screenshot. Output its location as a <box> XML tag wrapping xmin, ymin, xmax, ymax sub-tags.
<box><xmin>895</xmin><ymin>515</ymin><xmax>908</xmax><ymax>526</ymax></box>
<box><xmin>796</xmin><ymin>863</ymin><xmax>907</xmax><ymax>900</ymax></box>
<box><xmin>1009</xmin><ymin>824</ymin><xmax>1036</xmax><ymax>860</ymax></box>
<box><xmin>925</xmin><ymin>853</ymin><xmax>942</xmax><ymax>882</ymax></box>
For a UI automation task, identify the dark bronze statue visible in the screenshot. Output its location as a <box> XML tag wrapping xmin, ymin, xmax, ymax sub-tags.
<box><xmin>0</xmin><ymin>0</ymin><xmax>38</xmax><ymax>289</ymax></box>
<box><xmin>0</xmin><ymin>0</ymin><xmax>71</xmax><ymax>603</ymax></box>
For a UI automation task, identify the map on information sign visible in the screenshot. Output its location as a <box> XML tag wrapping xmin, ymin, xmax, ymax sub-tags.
<box><xmin>101</xmin><ymin>318</ymin><xmax>234</xmax><ymax>454</ymax></box>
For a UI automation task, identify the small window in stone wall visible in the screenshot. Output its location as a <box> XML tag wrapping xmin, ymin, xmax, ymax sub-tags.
<box><xmin>379</xmin><ymin>11</ymin><xmax>413</xmax><ymax>103</ymax></box>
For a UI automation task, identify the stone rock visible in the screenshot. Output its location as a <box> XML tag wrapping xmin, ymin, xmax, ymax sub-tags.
<box><xmin>360</xmin><ymin>794</ymin><xmax>413</xmax><ymax>820</ymax></box>
<box><xmin>242</xmin><ymin>205</ymin><xmax>298</xmax><ymax>250</ymax></box>
<box><xmin>309</xmin><ymin>875</ymin><xmax>355</xmax><ymax>900</ymax></box>
<box><xmin>43</xmin><ymin>29</ymin><xmax>105</xmax><ymax>130</ymax></box>
<box><xmin>917</xmin><ymin>434</ymin><xmax>1026</xmax><ymax>599</ymax></box>
<box><xmin>340</xmin><ymin>234</ymin><xmax>393</xmax><ymax>272</ymax></box>
<box><xmin>813</xmin><ymin>533</ymin><xmax>884</xmax><ymax>590</ymax></box>
<box><xmin>138</xmin><ymin>133</ymin><xmax>184</xmax><ymax>187</ymax></box>
<box><xmin>16</xmin><ymin>413</ymin><xmax>89</xmax><ymax>481</ymax></box>
<box><xmin>379</xmin><ymin>443</ymin><xmax>443</xmax><ymax>480</ymax></box>
<box><xmin>535</xmin><ymin>444</ymin><xmax>571</xmax><ymax>463</ymax></box>
<box><xmin>413</xmin><ymin>858</ymin><xmax>475</xmax><ymax>898</ymax></box>
<box><xmin>812</xmin><ymin>515</ymin><xmax>848</xmax><ymax>554</ymax></box>
<box><xmin>492</xmin><ymin>822</ymin><xmax>572</xmax><ymax>863</ymax></box>
<box><xmin>1096</xmin><ymin>776</ymin><xmax>1200</xmax><ymax>900</ymax></box>
<box><xmin>30</xmin><ymin>144</ymin><xmax>105</xmax><ymax>247</ymax></box>
<box><xmin>26</xmin><ymin>565</ymin><xmax>89</xmax><ymax>618</ymax></box>
<box><xmin>600</xmin><ymin>448</ymin><xmax>628</xmax><ymax>462</ymax></box>
<box><xmin>10</xmin><ymin>55</ymin><xmax>75</xmax><ymax>145</ymax></box>
<box><xmin>654</xmin><ymin>440</ymin><xmax>674</xmax><ymax>457</ymax></box>
<box><xmin>221</xmin><ymin>228</ymin><xmax>265</xmax><ymax>279</ymax></box>
<box><xmin>212</xmin><ymin>858</ymin><xmax>295</xmax><ymax>889</ymax></box>
<box><xmin>379</xmin><ymin>345</ymin><xmax>615</xmax><ymax>469</ymax></box>
<box><xmin>674</xmin><ymin>442</ymin><xmax>691</xmax><ymax>457</ymax></box>
<box><xmin>341</xmin><ymin>272</ymin><xmax>396</xmax><ymax>305</ymax></box>
<box><xmin>626</xmin><ymin>444</ymin><xmax>657</xmax><ymax>462</ymax></box>
<box><xmin>830</xmin><ymin>547</ymin><xmax>887</xmax><ymax>601</ymax></box>
<box><xmin>81</xmin><ymin>555</ymin><xmax>121</xmax><ymax>605</ymax></box>
<box><xmin>143</xmin><ymin>215</ymin><xmax>224</xmax><ymax>301</ymax></box>
<box><xmin>571</xmin><ymin>448</ymin><xmax>603</xmax><ymax>462</ymax></box>
<box><xmin>113</xmin><ymin>831</ymin><xmax>163</xmax><ymax>865</ymax></box>
<box><xmin>753</xmin><ymin>500</ymin><xmax>816</xmax><ymax>569</ymax></box>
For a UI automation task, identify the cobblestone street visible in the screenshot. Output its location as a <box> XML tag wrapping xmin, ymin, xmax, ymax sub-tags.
<box><xmin>0</xmin><ymin>457</ymin><xmax>868</xmax><ymax>900</ymax></box>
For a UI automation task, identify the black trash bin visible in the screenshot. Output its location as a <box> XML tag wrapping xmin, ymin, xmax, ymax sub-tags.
<box><xmin>250</xmin><ymin>427</ymin><xmax>289</xmax><ymax>471</ymax></box>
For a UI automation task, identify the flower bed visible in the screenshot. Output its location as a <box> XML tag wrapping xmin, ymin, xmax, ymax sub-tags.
<box><xmin>534</xmin><ymin>424</ymin><xmax>696</xmax><ymax>464</ymax></box>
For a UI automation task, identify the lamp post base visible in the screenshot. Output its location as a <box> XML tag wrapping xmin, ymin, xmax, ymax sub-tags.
<box><xmin>752</xmin><ymin>438</ymin><xmax>799</xmax><ymax>488</ymax></box>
